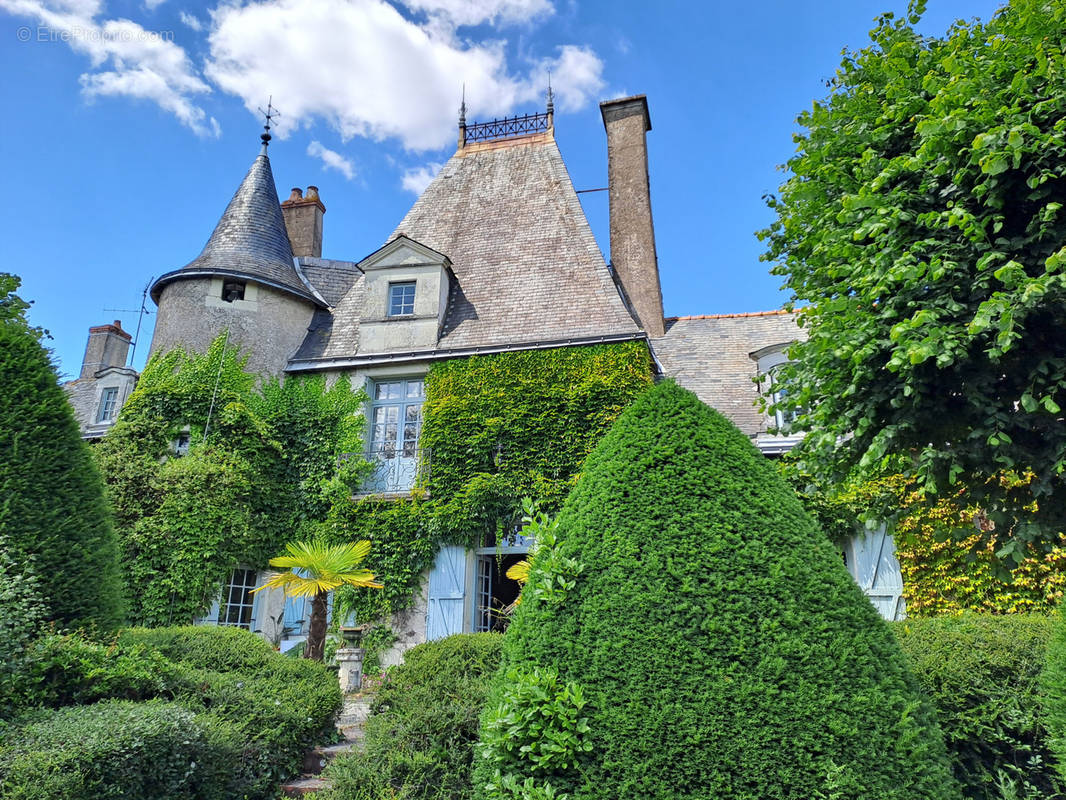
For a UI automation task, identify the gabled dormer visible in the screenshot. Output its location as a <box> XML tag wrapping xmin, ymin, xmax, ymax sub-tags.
<box><xmin>356</xmin><ymin>234</ymin><xmax>452</xmax><ymax>354</ymax></box>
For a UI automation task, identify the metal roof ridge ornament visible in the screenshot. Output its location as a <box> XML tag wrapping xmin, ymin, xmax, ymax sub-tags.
<box><xmin>463</xmin><ymin>111</ymin><xmax>552</xmax><ymax>144</ymax></box>
<box><xmin>258</xmin><ymin>96</ymin><xmax>279</xmax><ymax>155</ymax></box>
<box><xmin>458</xmin><ymin>84</ymin><xmax>467</xmax><ymax>149</ymax></box>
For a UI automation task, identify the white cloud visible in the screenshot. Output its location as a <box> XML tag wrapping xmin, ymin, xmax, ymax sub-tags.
<box><xmin>401</xmin><ymin>161</ymin><xmax>442</xmax><ymax>194</ymax></box>
<box><xmin>307</xmin><ymin>140</ymin><xmax>355</xmax><ymax>180</ymax></box>
<box><xmin>143</xmin><ymin>0</ymin><xmax>165</xmax><ymax>9</ymax></box>
<box><xmin>400</xmin><ymin>0</ymin><xmax>553</xmax><ymax>27</ymax></box>
<box><xmin>0</xmin><ymin>0</ymin><xmax>216</xmax><ymax>135</ymax></box>
<box><xmin>205</xmin><ymin>0</ymin><xmax>603</xmax><ymax>151</ymax></box>
<box><xmin>179</xmin><ymin>10</ymin><xmax>202</xmax><ymax>30</ymax></box>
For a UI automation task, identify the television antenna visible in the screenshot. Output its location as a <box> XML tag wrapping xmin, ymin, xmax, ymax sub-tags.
<box><xmin>103</xmin><ymin>276</ymin><xmax>154</xmax><ymax>366</ymax></box>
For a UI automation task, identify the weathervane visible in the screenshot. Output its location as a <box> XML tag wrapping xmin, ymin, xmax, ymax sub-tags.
<box><xmin>258</xmin><ymin>96</ymin><xmax>280</xmax><ymax>152</ymax></box>
<box><xmin>459</xmin><ymin>84</ymin><xmax>467</xmax><ymax>128</ymax></box>
<box><xmin>546</xmin><ymin>71</ymin><xmax>554</xmax><ymax>115</ymax></box>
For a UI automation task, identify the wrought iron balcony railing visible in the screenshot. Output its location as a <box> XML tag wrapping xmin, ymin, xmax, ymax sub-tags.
<box><xmin>341</xmin><ymin>446</ymin><xmax>431</xmax><ymax>495</ymax></box>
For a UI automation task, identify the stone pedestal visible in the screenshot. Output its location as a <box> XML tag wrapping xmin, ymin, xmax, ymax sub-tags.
<box><xmin>336</xmin><ymin>647</ymin><xmax>365</xmax><ymax>693</ymax></box>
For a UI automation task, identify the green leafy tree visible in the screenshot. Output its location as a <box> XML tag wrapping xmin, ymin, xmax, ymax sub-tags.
<box><xmin>759</xmin><ymin>0</ymin><xmax>1066</xmax><ymax>550</ymax></box>
<box><xmin>255</xmin><ymin>540</ymin><xmax>382</xmax><ymax>661</ymax></box>
<box><xmin>476</xmin><ymin>380</ymin><xmax>959</xmax><ymax>800</ymax></box>
<box><xmin>95</xmin><ymin>334</ymin><xmax>368</xmax><ymax>625</ymax></box>
<box><xmin>0</xmin><ymin>274</ymin><xmax>124</xmax><ymax>630</ymax></box>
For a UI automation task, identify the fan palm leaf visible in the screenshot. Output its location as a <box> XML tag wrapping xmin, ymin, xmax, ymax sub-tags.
<box><xmin>252</xmin><ymin>539</ymin><xmax>382</xmax><ymax>661</ymax></box>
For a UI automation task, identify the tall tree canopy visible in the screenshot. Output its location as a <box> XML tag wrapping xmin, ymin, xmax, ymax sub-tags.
<box><xmin>761</xmin><ymin>0</ymin><xmax>1066</xmax><ymax>550</ymax></box>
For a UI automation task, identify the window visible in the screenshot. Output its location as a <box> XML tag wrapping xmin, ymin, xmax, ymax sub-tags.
<box><xmin>217</xmin><ymin>568</ymin><xmax>258</xmax><ymax>629</ymax></box>
<box><xmin>365</xmin><ymin>378</ymin><xmax>424</xmax><ymax>492</ymax></box>
<box><xmin>172</xmin><ymin>431</ymin><xmax>191</xmax><ymax>456</ymax></box>
<box><xmin>222</xmin><ymin>280</ymin><xmax>246</xmax><ymax>303</ymax></box>
<box><xmin>97</xmin><ymin>388</ymin><xmax>119</xmax><ymax>422</ymax></box>
<box><xmin>388</xmin><ymin>281</ymin><xmax>416</xmax><ymax>316</ymax></box>
<box><xmin>766</xmin><ymin>364</ymin><xmax>800</xmax><ymax>431</ymax></box>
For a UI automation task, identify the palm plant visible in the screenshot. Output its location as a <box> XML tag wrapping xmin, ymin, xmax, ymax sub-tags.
<box><xmin>253</xmin><ymin>540</ymin><xmax>381</xmax><ymax>661</ymax></box>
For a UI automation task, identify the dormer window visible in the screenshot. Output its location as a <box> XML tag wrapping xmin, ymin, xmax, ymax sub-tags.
<box><xmin>97</xmin><ymin>387</ymin><xmax>119</xmax><ymax>423</ymax></box>
<box><xmin>388</xmin><ymin>282</ymin><xmax>416</xmax><ymax>317</ymax></box>
<box><xmin>222</xmin><ymin>280</ymin><xmax>246</xmax><ymax>303</ymax></box>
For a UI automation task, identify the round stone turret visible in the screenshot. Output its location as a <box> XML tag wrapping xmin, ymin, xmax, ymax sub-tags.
<box><xmin>147</xmin><ymin>148</ymin><xmax>324</xmax><ymax>376</ymax></box>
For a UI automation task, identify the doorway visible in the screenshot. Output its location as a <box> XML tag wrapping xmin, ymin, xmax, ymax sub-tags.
<box><xmin>474</xmin><ymin>553</ymin><xmax>526</xmax><ymax>632</ymax></box>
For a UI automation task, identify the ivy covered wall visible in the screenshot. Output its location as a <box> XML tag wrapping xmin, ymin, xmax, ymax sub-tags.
<box><xmin>788</xmin><ymin>468</ymin><xmax>1066</xmax><ymax>616</ymax></box>
<box><xmin>96</xmin><ymin>335</ymin><xmax>368</xmax><ymax>626</ymax></box>
<box><xmin>328</xmin><ymin>341</ymin><xmax>654</xmax><ymax>623</ymax></box>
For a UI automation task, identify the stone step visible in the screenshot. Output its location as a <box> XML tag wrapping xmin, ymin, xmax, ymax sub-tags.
<box><xmin>281</xmin><ymin>776</ymin><xmax>329</xmax><ymax>797</ymax></box>
<box><xmin>301</xmin><ymin>742</ymin><xmax>355</xmax><ymax>775</ymax></box>
<box><xmin>278</xmin><ymin>692</ymin><xmax>376</xmax><ymax>795</ymax></box>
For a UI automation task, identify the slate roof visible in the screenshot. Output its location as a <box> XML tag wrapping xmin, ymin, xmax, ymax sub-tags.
<box><xmin>652</xmin><ymin>311</ymin><xmax>802</xmax><ymax>437</ymax></box>
<box><xmin>394</xmin><ymin>136</ymin><xmax>639</xmax><ymax>348</ymax></box>
<box><xmin>152</xmin><ymin>151</ymin><xmax>320</xmax><ymax>305</ymax></box>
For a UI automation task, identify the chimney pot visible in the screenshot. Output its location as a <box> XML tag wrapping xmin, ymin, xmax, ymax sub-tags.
<box><xmin>80</xmin><ymin>321</ymin><xmax>132</xmax><ymax>378</ymax></box>
<box><xmin>281</xmin><ymin>184</ymin><xmax>325</xmax><ymax>258</ymax></box>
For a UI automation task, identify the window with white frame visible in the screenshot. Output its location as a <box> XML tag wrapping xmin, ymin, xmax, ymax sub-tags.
<box><xmin>217</xmin><ymin>568</ymin><xmax>258</xmax><ymax>629</ymax></box>
<box><xmin>365</xmin><ymin>378</ymin><xmax>424</xmax><ymax>492</ymax></box>
<box><xmin>766</xmin><ymin>363</ymin><xmax>800</xmax><ymax>431</ymax></box>
<box><xmin>97</xmin><ymin>387</ymin><xmax>120</xmax><ymax>422</ymax></box>
<box><xmin>754</xmin><ymin>345</ymin><xmax>802</xmax><ymax>434</ymax></box>
<box><xmin>388</xmin><ymin>281</ymin><xmax>416</xmax><ymax>317</ymax></box>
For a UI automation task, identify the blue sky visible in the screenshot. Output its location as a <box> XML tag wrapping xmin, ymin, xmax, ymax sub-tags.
<box><xmin>0</xmin><ymin>0</ymin><xmax>1004</xmax><ymax>379</ymax></box>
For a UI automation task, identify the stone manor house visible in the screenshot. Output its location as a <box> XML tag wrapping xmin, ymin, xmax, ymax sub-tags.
<box><xmin>65</xmin><ymin>95</ymin><xmax>905</xmax><ymax>658</ymax></box>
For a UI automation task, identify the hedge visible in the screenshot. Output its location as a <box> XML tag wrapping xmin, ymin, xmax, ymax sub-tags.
<box><xmin>0</xmin><ymin>700</ymin><xmax>235</xmax><ymax>800</ymax></box>
<box><xmin>477</xmin><ymin>379</ymin><xmax>960</xmax><ymax>800</ymax></box>
<box><xmin>895</xmin><ymin>614</ymin><xmax>1063</xmax><ymax>799</ymax></box>
<box><xmin>322</xmin><ymin>633</ymin><xmax>503</xmax><ymax>800</ymax></box>
<box><xmin>3</xmin><ymin>626</ymin><xmax>341</xmax><ymax>799</ymax></box>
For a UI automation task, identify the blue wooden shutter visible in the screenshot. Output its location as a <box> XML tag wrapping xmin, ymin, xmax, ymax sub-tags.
<box><xmin>426</xmin><ymin>545</ymin><xmax>466</xmax><ymax>640</ymax></box>
<box><xmin>846</xmin><ymin>524</ymin><xmax>906</xmax><ymax>621</ymax></box>
<box><xmin>283</xmin><ymin>594</ymin><xmax>307</xmax><ymax>636</ymax></box>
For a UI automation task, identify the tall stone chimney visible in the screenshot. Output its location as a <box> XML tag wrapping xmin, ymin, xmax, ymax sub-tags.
<box><xmin>600</xmin><ymin>95</ymin><xmax>665</xmax><ymax>338</ymax></box>
<box><xmin>281</xmin><ymin>186</ymin><xmax>325</xmax><ymax>258</ymax></box>
<box><xmin>80</xmin><ymin>320</ymin><xmax>132</xmax><ymax>378</ymax></box>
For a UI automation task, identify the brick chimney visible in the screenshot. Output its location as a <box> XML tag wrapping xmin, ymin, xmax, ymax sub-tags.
<box><xmin>80</xmin><ymin>320</ymin><xmax>132</xmax><ymax>379</ymax></box>
<box><xmin>600</xmin><ymin>95</ymin><xmax>665</xmax><ymax>338</ymax></box>
<box><xmin>281</xmin><ymin>186</ymin><xmax>325</xmax><ymax>258</ymax></box>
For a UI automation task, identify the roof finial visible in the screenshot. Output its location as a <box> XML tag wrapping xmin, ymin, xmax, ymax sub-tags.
<box><xmin>258</xmin><ymin>96</ymin><xmax>280</xmax><ymax>154</ymax></box>
<box><xmin>459</xmin><ymin>84</ymin><xmax>467</xmax><ymax>128</ymax></box>
<box><xmin>546</xmin><ymin>71</ymin><xmax>554</xmax><ymax>114</ymax></box>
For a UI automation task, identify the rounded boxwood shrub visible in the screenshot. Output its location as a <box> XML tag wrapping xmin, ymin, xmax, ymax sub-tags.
<box><xmin>6</xmin><ymin>626</ymin><xmax>341</xmax><ymax>799</ymax></box>
<box><xmin>895</xmin><ymin>614</ymin><xmax>1062</xmax><ymax>799</ymax></box>
<box><xmin>117</xmin><ymin>625</ymin><xmax>277</xmax><ymax>671</ymax></box>
<box><xmin>476</xmin><ymin>380</ymin><xmax>960</xmax><ymax>800</ymax></box>
<box><xmin>322</xmin><ymin>632</ymin><xmax>502</xmax><ymax>800</ymax></box>
<box><xmin>0</xmin><ymin>700</ymin><xmax>236</xmax><ymax>800</ymax></box>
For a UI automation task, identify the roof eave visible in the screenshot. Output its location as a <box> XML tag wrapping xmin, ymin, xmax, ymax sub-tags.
<box><xmin>285</xmin><ymin>331</ymin><xmax>649</xmax><ymax>373</ymax></box>
<box><xmin>150</xmin><ymin>268</ymin><xmax>326</xmax><ymax>308</ymax></box>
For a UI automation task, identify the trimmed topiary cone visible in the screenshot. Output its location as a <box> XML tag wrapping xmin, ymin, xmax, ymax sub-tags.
<box><xmin>476</xmin><ymin>380</ymin><xmax>960</xmax><ymax>800</ymax></box>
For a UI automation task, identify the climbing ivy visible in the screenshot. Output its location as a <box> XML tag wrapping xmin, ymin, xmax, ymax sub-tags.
<box><xmin>96</xmin><ymin>334</ymin><xmax>368</xmax><ymax>626</ymax></box>
<box><xmin>329</xmin><ymin>342</ymin><xmax>654</xmax><ymax>623</ymax></box>
<box><xmin>785</xmin><ymin>464</ymin><xmax>1066</xmax><ymax>616</ymax></box>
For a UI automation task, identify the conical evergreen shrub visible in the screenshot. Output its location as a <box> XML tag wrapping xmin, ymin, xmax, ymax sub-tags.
<box><xmin>0</xmin><ymin>311</ymin><xmax>124</xmax><ymax>629</ymax></box>
<box><xmin>476</xmin><ymin>380</ymin><xmax>959</xmax><ymax>800</ymax></box>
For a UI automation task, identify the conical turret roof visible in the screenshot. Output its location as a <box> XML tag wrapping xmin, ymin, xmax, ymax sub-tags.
<box><xmin>151</xmin><ymin>150</ymin><xmax>319</xmax><ymax>304</ymax></box>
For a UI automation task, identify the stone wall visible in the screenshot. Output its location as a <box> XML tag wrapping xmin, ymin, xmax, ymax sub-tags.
<box><xmin>149</xmin><ymin>277</ymin><xmax>316</xmax><ymax>377</ymax></box>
